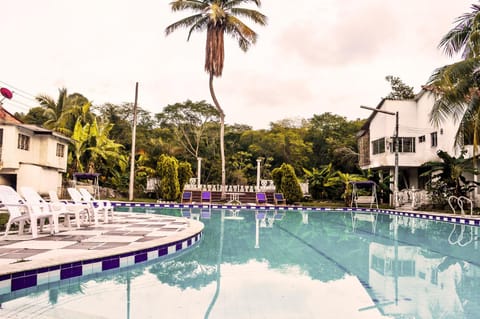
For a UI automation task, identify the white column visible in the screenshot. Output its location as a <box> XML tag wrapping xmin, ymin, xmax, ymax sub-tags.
<box><xmin>256</xmin><ymin>158</ymin><xmax>262</xmax><ymax>191</ymax></box>
<box><xmin>197</xmin><ymin>157</ymin><xmax>202</xmax><ymax>189</ymax></box>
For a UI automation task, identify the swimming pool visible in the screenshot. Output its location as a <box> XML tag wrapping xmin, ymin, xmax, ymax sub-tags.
<box><xmin>1</xmin><ymin>207</ymin><xmax>479</xmax><ymax>318</ymax></box>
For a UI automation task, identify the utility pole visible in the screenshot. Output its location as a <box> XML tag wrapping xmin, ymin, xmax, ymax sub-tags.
<box><xmin>128</xmin><ymin>82</ymin><xmax>138</xmax><ymax>201</ymax></box>
<box><xmin>360</xmin><ymin>105</ymin><xmax>399</xmax><ymax>208</ymax></box>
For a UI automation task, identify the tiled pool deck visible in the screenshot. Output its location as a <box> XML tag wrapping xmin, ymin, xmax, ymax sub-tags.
<box><xmin>0</xmin><ymin>207</ymin><xmax>203</xmax><ymax>297</ymax></box>
<box><xmin>0</xmin><ymin>201</ymin><xmax>479</xmax><ymax>298</ymax></box>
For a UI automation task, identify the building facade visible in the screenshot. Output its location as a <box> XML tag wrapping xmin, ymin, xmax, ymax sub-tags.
<box><xmin>357</xmin><ymin>90</ymin><xmax>474</xmax><ymax>205</ymax></box>
<box><xmin>0</xmin><ymin>106</ymin><xmax>70</xmax><ymax>194</ymax></box>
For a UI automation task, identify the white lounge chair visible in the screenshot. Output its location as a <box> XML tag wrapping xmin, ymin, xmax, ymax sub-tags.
<box><xmin>48</xmin><ymin>190</ymin><xmax>90</xmax><ymax>226</ymax></box>
<box><xmin>67</xmin><ymin>187</ymin><xmax>111</xmax><ymax>225</ymax></box>
<box><xmin>0</xmin><ymin>185</ymin><xmax>59</xmax><ymax>238</ymax></box>
<box><xmin>21</xmin><ymin>187</ymin><xmax>88</xmax><ymax>230</ymax></box>
<box><xmin>78</xmin><ymin>188</ymin><xmax>114</xmax><ymax>223</ymax></box>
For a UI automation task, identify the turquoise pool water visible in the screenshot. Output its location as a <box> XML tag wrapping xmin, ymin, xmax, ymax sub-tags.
<box><xmin>1</xmin><ymin>208</ymin><xmax>479</xmax><ymax>318</ymax></box>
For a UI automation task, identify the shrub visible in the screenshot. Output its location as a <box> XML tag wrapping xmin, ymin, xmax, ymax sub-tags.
<box><xmin>157</xmin><ymin>155</ymin><xmax>180</xmax><ymax>201</ymax></box>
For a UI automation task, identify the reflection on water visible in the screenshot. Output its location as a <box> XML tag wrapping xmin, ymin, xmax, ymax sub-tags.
<box><xmin>1</xmin><ymin>208</ymin><xmax>480</xmax><ymax>319</ymax></box>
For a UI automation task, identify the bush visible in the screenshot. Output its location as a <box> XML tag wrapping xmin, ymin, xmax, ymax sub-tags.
<box><xmin>274</xmin><ymin>163</ymin><xmax>303</xmax><ymax>204</ymax></box>
<box><xmin>157</xmin><ymin>155</ymin><xmax>180</xmax><ymax>201</ymax></box>
<box><xmin>178</xmin><ymin>161</ymin><xmax>193</xmax><ymax>192</ymax></box>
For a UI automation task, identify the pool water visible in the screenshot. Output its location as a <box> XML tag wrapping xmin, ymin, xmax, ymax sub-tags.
<box><xmin>1</xmin><ymin>208</ymin><xmax>479</xmax><ymax>319</ymax></box>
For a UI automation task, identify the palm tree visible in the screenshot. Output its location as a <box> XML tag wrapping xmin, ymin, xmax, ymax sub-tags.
<box><xmin>427</xmin><ymin>4</ymin><xmax>480</xmax><ymax>168</ymax></box>
<box><xmin>36</xmin><ymin>88</ymin><xmax>92</xmax><ymax>136</ymax></box>
<box><xmin>165</xmin><ymin>0</ymin><xmax>267</xmax><ymax>198</ymax></box>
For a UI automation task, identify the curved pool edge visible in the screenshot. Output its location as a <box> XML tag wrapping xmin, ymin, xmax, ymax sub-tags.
<box><xmin>0</xmin><ymin>213</ymin><xmax>203</xmax><ymax>298</ymax></box>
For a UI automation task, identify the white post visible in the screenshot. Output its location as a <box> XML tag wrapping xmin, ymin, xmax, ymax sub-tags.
<box><xmin>197</xmin><ymin>157</ymin><xmax>202</xmax><ymax>189</ymax></box>
<box><xmin>128</xmin><ymin>82</ymin><xmax>138</xmax><ymax>201</ymax></box>
<box><xmin>256</xmin><ymin>158</ymin><xmax>262</xmax><ymax>191</ymax></box>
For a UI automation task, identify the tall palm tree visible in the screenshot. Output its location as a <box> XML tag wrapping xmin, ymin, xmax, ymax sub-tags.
<box><xmin>165</xmin><ymin>0</ymin><xmax>267</xmax><ymax>198</ymax></box>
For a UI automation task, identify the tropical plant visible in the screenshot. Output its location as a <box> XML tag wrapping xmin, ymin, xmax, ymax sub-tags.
<box><xmin>327</xmin><ymin>171</ymin><xmax>366</xmax><ymax>206</ymax></box>
<box><xmin>303</xmin><ymin>163</ymin><xmax>336</xmax><ymax>200</ymax></box>
<box><xmin>420</xmin><ymin>149</ymin><xmax>479</xmax><ymax>201</ymax></box>
<box><xmin>165</xmin><ymin>0</ymin><xmax>267</xmax><ymax>199</ymax></box>
<box><xmin>36</xmin><ymin>88</ymin><xmax>92</xmax><ymax>136</ymax></box>
<box><xmin>428</xmin><ymin>4</ymin><xmax>480</xmax><ymax>168</ymax></box>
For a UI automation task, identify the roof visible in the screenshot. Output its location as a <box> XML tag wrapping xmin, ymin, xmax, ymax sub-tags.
<box><xmin>0</xmin><ymin>119</ymin><xmax>71</xmax><ymax>143</ymax></box>
<box><xmin>356</xmin><ymin>89</ymin><xmax>428</xmax><ymax>138</ymax></box>
<box><xmin>0</xmin><ymin>104</ymin><xmax>23</xmax><ymax>124</ymax></box>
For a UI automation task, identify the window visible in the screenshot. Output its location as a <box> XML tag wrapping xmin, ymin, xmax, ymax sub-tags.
<box><xmin>372</xmin><ymin>138</ymin><xmax>385</xmax><ymax>155</ymax></box>
<box><xmin>418</xmin><ymin>135</ymin><xmax>425</xmax><ymax>143</ymax></box>
<box><xmin>56</xmin><ymin>143</ymin><xmax>65</xmax><ymax>157</ymax></box>
<box><xmin>17</xmin><ymin>134</ymin><xmax>30</xmax><ymax>151</ymax></box>
<box><xmin>389</xmin><ymin>137</ymin><xmax>416</xmax><ymax>153</ymax></box>
<box><xmin>431</xmin><ymin>132</ymin><xmax>438</xmax><ymax>147</ymax></box>
<box><xmin>399</xmin><ymin>137</ymin><xmax>415</xmax><ymax>153</ymax></box>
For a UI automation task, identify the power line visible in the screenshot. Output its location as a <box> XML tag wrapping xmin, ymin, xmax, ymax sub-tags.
<box><xmin>0</xmin><ymin>80</ymin><xmax>37</xmax><ymax>100</ymax></box>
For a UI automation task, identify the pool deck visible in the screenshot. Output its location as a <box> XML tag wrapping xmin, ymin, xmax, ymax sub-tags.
<box><xmin>0</xmin><ymin>211</ymin><xmax>203</xmax><ymax>276</ymax></box>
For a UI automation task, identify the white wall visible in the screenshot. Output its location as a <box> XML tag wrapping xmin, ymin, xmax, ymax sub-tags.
<box><xmin>367</xmin><ymin>92</ymin><xmax>461</xmax><ymax>169</ymax></box>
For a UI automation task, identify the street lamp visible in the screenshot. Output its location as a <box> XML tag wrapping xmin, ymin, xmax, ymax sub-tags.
<box><xmin>360</xmin><ymin>105</ymin><xmax>399</xmax><ymax>208</ymax></box>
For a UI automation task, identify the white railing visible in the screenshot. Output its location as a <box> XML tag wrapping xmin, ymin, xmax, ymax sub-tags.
<box><xmin>146</xmin><ymin>177</ymin><xmax>310</xmax><ymax>195</ymax></box>
<box><xmin>448</xmin><ymin>195</ymin><xmax>473</xmax><ymax>215</ymax></box>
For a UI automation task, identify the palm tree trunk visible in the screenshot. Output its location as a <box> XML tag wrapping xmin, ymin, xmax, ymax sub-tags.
<box><xmin>209</xmin><ymin>73</ymin><xmax>226</xmax><ymax>199</ymax></box>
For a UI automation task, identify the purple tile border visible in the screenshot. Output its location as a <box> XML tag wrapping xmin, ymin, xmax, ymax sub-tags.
<box><xmin>113</xmin><ymin>201</ymin><xmax>480</xmax><ymax>227</ymax></box>
<box><xmin>0</xmin><ymin>232</ymin><xmax>202</xmax><ymax>296</ymax></box>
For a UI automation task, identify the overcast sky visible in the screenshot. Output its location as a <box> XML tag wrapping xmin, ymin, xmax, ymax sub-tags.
<box><xmin>0</xmin><ymin>0</ymin><xmax>476</xmax><ymax>129</ymax></box>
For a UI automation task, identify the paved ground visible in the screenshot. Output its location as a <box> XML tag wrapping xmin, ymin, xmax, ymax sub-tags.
<box><xmin>0</xmin><ymin>211</ymin><xmax>203</xmax><ymax>276</ymax></box>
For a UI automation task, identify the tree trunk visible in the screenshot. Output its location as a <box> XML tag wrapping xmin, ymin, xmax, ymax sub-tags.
<box><xmin>209</xmin><ymin>73</ymin><xmax>226</xmax><ymax>199</ymax></box>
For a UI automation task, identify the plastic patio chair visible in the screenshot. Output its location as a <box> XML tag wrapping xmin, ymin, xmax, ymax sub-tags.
<box><xmin>78</xmin><ymin>188</ymin><xmax>114</xmax><ymax>223</ymax></box>
<box><xmin>49</xmin><ymin>189</ymin><xmax>89</xmax><ymax>228</ymax></box>
<box><xmin>256</xmin><ymin>192</ymin><xmax>267</xmax><ymax>205</ymax></box>
<box><xmin>0</xmin><ymin>185</ymin><xmax>58</xmax><ymax>238</ymax></box>
<box><xmin>201</xmin><ymin>191</ymin><xmax>212</xmax><ymax>204</ymax></box>
<box><xmin>182</xmin><ymin>191</ymin><xmax>193</xmax><ymax>204</ymax></box>
<box><xmin>273</xmin><ymin>193</ymin><xmax>286</xmax><ymax>205</ymax></box>
<box><xmin>67</xmin><ymin>187</ymin><xmax>104</xmax><ymax>225</ymax></box>
<box><xmin>21</xmin><ymin>186</ymin><xmax>86</xmax><ymax>230</ymax></box>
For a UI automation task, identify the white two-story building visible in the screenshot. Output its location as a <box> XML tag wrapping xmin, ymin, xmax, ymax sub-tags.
<box><xmin>357</xmin><ymin>90</ymin><xmax>476</xmax><ymax>205</ymax></box>
<box><xmin>0</xmin><ymin>106</ymin><xmax>70</xmax><ymax>194</ymax></box>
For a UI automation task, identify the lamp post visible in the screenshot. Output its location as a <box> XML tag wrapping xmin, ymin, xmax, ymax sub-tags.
<box><xmin>256</xmin><ymin>158</ymin><xmax>262</xmax><ymax>191</ymax></box>
<box><xmin>197</xmin><ymin>157</ymin><xmax>202</xmax><ymax>189</ymax></box>
<box><xmin>361</xmin><ymin>105</ymin><xmax>399</xmax><ymax>208</ymax></box>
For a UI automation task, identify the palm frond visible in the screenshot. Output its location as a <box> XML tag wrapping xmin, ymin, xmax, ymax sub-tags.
<box><xmin>170</xmin><ymin>0</ymin><xmax>208</xmax><ymax>12</ymax></box>
<box><xmin>230</xmin><ymin>7</ymin><xmax>267</xmax><ymax>26</ymax></box>
<box><xmin>165</xmin><ymin>14</ymin><xmax>206</xmax><ymax>36</ymax></box>
<box><xmin>438</xmin><ymin>4</ymin><xmax>480</xmax><ymax>58</ymax></box>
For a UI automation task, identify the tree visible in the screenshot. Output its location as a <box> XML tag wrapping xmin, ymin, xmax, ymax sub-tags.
<box><xmin>272</xmin><ymin>163</ymin><xmax>303</xmax><ymax>204</ymax></box>
<box><xmin>421</xmin><ymin>150</ymin><xmax>478</xmax><ymax>199</ymax></box>
<box><xmin>165</xmin><ymin>0</ymin><xmax>267</xmax><ymax>199</ymax></box>
<box><xmin>178</xmin><ymin>161</ymin><xmax>193</xmax><ymax>192</ymax></box>
<box><xmin>15</xmin><ymin>107</ymin><xmax>49</xmax><ymax>126</ymax></box>
<box><xmin>427</xmin><ymin>5</ymin><xmax>480</xmax><ymax>168</ymax></box>
<box><xmin>384</xmin><ymin>75</ymin><xmax>415</xmax><ymax>100</ymax></box>
<box><xmin>157</xmin><ymin>155</ymin><xmax>180</xmax><ymax>201</ymax></box>
<box><xmin>36</xmin><ymin>88</ymin><xmax>92</xmax><ymax>136</ymax></box>
<box><xmin>156</xmin><ymin>100</ymin><xmax>219</xmax><ymax>160</ymax></box>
